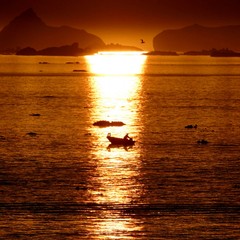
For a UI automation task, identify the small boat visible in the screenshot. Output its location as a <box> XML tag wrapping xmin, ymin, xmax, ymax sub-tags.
<box><xmin>107</xmin><ymin>133</ymin><xmax>135</xmax><ymax>145</ymax></box>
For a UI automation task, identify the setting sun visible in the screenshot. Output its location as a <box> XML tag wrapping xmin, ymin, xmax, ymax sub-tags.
<box><xmin>85</xmin><ymin>51</ymin><xmax>147</xmax><ymax>75</ymax></box>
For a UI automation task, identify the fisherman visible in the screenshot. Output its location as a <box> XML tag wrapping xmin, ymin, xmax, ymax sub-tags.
<box><xmin>124</xmin><ymin>133</ymin><xmax>130</xmax><ymax>140</ymax></box>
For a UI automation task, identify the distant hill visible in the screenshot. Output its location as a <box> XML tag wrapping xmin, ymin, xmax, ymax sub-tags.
<box><xmin>0</xmin><ymin>8</ymin><xmax>105</xmax><ymax>53</ymax></box>
<box><xmin>153</xmin><ymin>24</ymin><xmax>240</xmax><ymax>52</ymax></box>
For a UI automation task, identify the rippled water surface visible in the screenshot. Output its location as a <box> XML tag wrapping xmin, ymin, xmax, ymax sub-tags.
<box><xmin>0</xmin><ymin>54</ymin><xmax>240</xmax><ymax>239</ymax></box>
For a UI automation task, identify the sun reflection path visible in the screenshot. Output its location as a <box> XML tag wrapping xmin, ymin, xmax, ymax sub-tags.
<box><xmin>85</xmin><ymin>51</ymin><xmax>146</xmax><ymax>137</ymax></box>
<box><xmin>84</xmin><ymin>52</ymin><xmax>146</xmax><ymax>238</ymax></box>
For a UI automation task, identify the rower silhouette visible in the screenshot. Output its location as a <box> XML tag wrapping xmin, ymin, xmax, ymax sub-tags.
<box><xmin>140</xmin><ymin>39</ymin><xmax>145</xmax><ymax>44</ymax></box>
<box><xmin>124</xmin><ymin>133</ymin><xmax>130</xmax><ymax>140</ymax></box>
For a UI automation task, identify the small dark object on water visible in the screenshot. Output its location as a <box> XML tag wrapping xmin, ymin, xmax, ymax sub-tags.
<box><xmin>197</xmin><ymin>139</ymin><xmax>208</xmax><ymax>144</ymax></box>
<box><xmin>30</xmin><ymin>113</ymin><xmax>41</xmax><ymax>116</ymax></box>
<box><xmin>27</xmin><ymin>132</ymin><xmax>37</xmax><ymax>137</ymax></box>
<box><xmin>76</xmin><ymin>186</ymin><xmax>88</xmax><ymax>191</ymax></box>
<box><xmin>0</xmin><ymin>135</ymin><xmax>6</xmax><ymax>141</ymax></box>
<box><xmin>43</xmin><ymin>95</ymin><xmax>56</xmax><ymax>98</ymax></box>
<box><xmin>84</xmin><ymin>133</ymin><xmax>92</xmax><ymax>136</ymax></box>
<box><xmin>185</xmin><ymin>124</ymin><xmax>197</xmax><ymax>129</ymax></box>
<box><xmin>73</xmin><ymin>69</ymin><xmax>87</xmax><ymax>72</ymax></box>
<box><xmin>93</xmin><ymin>120</ymin><xmax>125</xmax><ymax>127</ymax></box>
<box><xmin>66</xmin><ymin>61</ymin><xmax>80</xmax><ymax>64</ymax></box>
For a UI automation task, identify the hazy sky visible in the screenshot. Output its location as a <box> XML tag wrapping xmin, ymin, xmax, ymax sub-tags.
<box><xmin>1</xmin><ymin>0</ymin><xmax>240</xmax><ymax>49</ymax></box>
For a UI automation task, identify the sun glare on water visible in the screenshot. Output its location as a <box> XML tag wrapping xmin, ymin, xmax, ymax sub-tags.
<box><xmin>85</xmin><ymin>51</ymin><xmax>147</xmax><ymax>75</ymax></box>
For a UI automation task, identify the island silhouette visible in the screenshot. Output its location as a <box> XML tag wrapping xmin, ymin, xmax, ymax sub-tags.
<box><xmin>0</xmin><ymin>8</ymin><xmax>104</xmax><ymax>54</ymax></box>
<box><xmin>153</xmin><ymin>24</ymin><xmax>240</xmax><ymax>52</ymax></box>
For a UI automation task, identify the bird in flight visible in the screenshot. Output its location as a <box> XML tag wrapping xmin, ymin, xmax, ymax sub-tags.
<box><xmin>140</xmin><ymin>39</ymin><xmax>145</xmax><ymax>44</ymax></box>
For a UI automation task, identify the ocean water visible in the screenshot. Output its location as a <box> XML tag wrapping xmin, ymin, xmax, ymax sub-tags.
<box><xmin>0</xmin><ymin>54</ymin><xmax>239</xmax><ymax>239</ymax></box>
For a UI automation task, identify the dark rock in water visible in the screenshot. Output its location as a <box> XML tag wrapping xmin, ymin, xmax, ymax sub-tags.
<box><xmin>185</xmin><ymin>124</ymin><xmax>197</xmax><ymax>129</ymax></box>
<box><xmin>197</xmin><ymin>139</ymin><xmax>208</xmax><ymax>144</ymax></box>
<box><xmin>27</xmin><ymin>132</ymin><xmax>37</xmax><ymax>137</ymax></box>
<box><xmin>30</xmin><ymin>113</ymin><xmax>41</xmax><ymax>116</ymax></box>
<box><xmin>93</xmin><ymin>120</ymin><xmax>125</xmax><ymax>127</ymax></box>
<box><xmin>75</xmin><ymin>186</ymin><xmax>88</xmax><ymax>191</ymax></box>
<box><xmin>84</xmin><ymin>133</ymin><xmax>92</xmax><ymax>136</ymax></box>
<box><xmin>42</xmin><ymin>95</ymin><xmax>55</xmax><ymax>98</ymax></box>
<box><xmin>73</xmin><ymin>69</ymin><xmax>87</xmax><ymax>72</ymax></box>
<box><xmin>66</xmin><ymin>61</ymin><xmax>80</xmax><ymax>64</ymax></box>
<box><xmin>0</xmin><ymin>135</ymin><xmax>6</xmax><ymax>141</ymax></box>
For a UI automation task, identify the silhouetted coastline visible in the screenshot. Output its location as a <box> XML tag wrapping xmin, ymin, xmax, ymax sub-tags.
<box><xmin>183</xmin><ymin>48</ymin><xmax>240</xmax><ymax>57</ymax></box>
<box><xmin>210</xmin><ymin>48</ymin><xmax>240</xmax><ymax>57</ymax></box>
<box><xmin>144</xmin><ymin>51</ymin><xmax>178</xmax><ymax>56</ymax></box>
<box><xmin>184</xmin><ymin>50</ymin><xmax>212</xmax><ymax>56</ymax></box>
<box><xmin>16</xmin><ymin>43</ymin><xmax>86</xmax><ymax>56</ymax></box>
<box><xmin>15</xmin><ymin>42</ymin><xmax>144</xmax><ymax>56</ymax></box>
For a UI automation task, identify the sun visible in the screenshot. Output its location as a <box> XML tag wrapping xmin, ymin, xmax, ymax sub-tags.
<box><xmin>85</xmin><ymin>51</ymin><xmax>147</xmax><ymax>75</ymax></box>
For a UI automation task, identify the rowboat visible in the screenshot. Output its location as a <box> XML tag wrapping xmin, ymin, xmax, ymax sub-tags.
<box><xmin>107</xmin><ymin>133</ymin><xmax>135</xmax><ymax>145</ymax></box>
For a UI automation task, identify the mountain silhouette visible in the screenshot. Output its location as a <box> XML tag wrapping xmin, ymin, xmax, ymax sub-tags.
<box><xmin>0</xmin><ymin>8</ymin><xmax>105</xmax><ymax>52</ymax></box>
<box><xmin>153</xmin><ymin>24</ymin><xmax>240</xmax><ymax>52</ymax></box>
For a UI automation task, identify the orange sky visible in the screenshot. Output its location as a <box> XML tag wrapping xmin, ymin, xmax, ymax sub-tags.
<box><xmin>1</xmin><ymin>0</ymin><xmax>240</xmax><ymax>50</ymax></box>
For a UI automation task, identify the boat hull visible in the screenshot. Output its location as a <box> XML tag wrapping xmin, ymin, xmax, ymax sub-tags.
<box><xmin>107</xmin><ymin>136</ymin><xmax>135</xmax><ymax>145</ymax></box>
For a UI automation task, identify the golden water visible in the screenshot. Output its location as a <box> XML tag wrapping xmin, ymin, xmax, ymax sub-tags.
<box><xmin>0</xmin><ymin>54</ymin><xmax>239</xmax><ymax>239</ymax></box>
